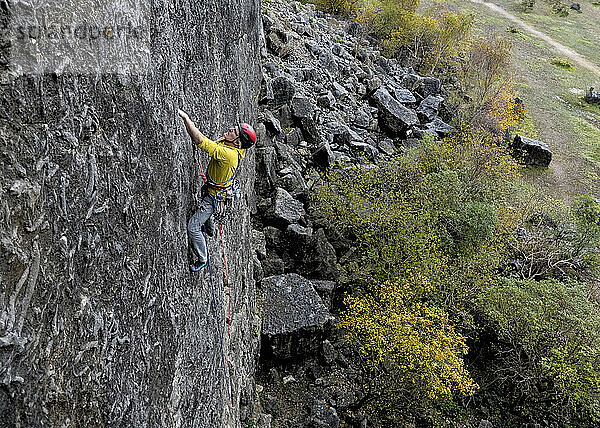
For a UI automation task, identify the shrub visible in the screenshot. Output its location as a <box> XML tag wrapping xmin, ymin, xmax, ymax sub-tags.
<box><xmin>550</xmin><ymin>56</ymin><xmax>577</xmax><ymax>71</ymax></box>
<box><xmin>313</xmin><ymin>0</ymin><xmax>352</xmax><ymax>14</ymax></box>
<box><xmin>502</xmin><ymin>191</ymin><xmax>600</xmax><ymax>280</ymax></box>
<box><xmin>518</xmin><ymin>0</ymin><xmax>536</xmax><ymax>11</ymax></box>
<box><xmin>339</xmin><ymin>275</ymin><xmax>478</xmax><ymax>417</ymax></box>
<box><xmin>311</xmin><ymin>129</ymin><xmax>520</xmax><ymax>421</ymax></box>
<box><xmin>454</xmin><ymin>37</ymin><xmax>516</xmax><ymax>132</ymax></box>
<box><xmin>384</xmin><ymin>9</ymin><xmax>474</xmax><ymax>72</ymax></box>
<box><xmin>479</xmin><ymin>278</ymin><xmax>600</xmax><ymax>423</ymax></box>
<box><xmin>425</xmin><ymin>10</ymin><xmax>474</xmax><ymax>73</ymax></box>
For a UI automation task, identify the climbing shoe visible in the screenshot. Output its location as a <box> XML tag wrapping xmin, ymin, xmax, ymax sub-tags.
<box><xmin>190</xmin><ymin>260</ymin><xmax>207</xmax><ymax>272</ymax></box>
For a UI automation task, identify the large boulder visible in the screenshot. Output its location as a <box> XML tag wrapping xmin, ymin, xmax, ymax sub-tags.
<box><xmin>370</xmin><ymin>87</ymin><xmax>419</xmax><ymax>136</ymax></box>
<box><xmin>511</xmin><ymin>134</ymin><xmax>552</xmax><ymax>166</ymax></box>
<box><xmin>261</xmin><ymin>108</ymin><xmax>284</xmax><ymax>136</ymax></box>
<box><xmin>295</xmin><ymin>228</ymin><xmax>341</xmax><ymax>280</ymax></box>
<box><xmin>291</xmin><ymin>97</ymin><xmax>315</xmax><ymax>119</ymax></box>
<box><xmin>393</xmin><ymin>87</ymin><xmax>417</xmax><ymax>104</ymax></box>
<box><xmin>312</xmin><ymin>141</ymin><xmax>334</xmax><ymax>169</ymax></box>
<box><xmin>420</xmin><ymin>76</ymin><xmax>442</xmax><ymax>98</ymax></box>
<box><xmin>353</xmin><ymin>109</ymin><xmax>371</xmax><ymax>129</ymax></box>
<box><xmin>424</xmin><ymin>117</ymin><xmax>453</xmax><ymax>137</ymax></box>
<box><xmin>260</xmin><ymin>274</ymin><xmax>333</xmax><ymax>359</ymax></box>
<box><xmin>307</xmin><ymin>400</ymin><xmax>340</xmax><ymax>428</ymax></box>
<box><xmin>317</xmin><ymin>91</ymin><xmax>336</xmax><ymax>109</ymax></box>
<box><xmin>585</xmin><ymin>87</ymin><xmax>600</xmax><ymax>104</ymax></box>
<box><xmin>266</xmin><ymin>31</ymin><xmax>292</xmax><ymax>58</ymax></box>
<box><xmin>416</xmin><ymin>95</ymin><xmax>443</xmax><ymax>122</ymax></box>
<box><xmin>349</xmin><ymin>141</ymin><xmax>378</xmax><ymax>161</ymax></box>
<box><xmin>310</xmin><ymin>280</ymin><xmax>336</xmax><ymax>310</ymax></box>
<box><xmin>273</xmin><ymin>187</ymin><xmax>305</xmax><ymax>225</ymax></box>
<box><xmin>318</xmin><ymin>50</ymin><xmax>339</xmax><ymax>75</ymax></box>
<box><xmin>269</xmin><ymin>76</ymin><xmax>296</xmax><ymax>106</ymax></box>
<box><xmin>329</xmin><ymin>122</ymin><xmax>362</xmax><ymax>147</ymax></box>
<box><xmin>291</xmin><ymin>97</ymin><xmax>319</xmax><ymax>144</ymax></box>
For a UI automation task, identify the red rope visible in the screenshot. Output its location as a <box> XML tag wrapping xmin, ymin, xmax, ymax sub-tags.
<box><xmin>219</xmin><ymin>223</ymin><xmax>232</xmax><ymax>338</ymax></box>
<box><xmin>200</xmin><ymin>159</ymin><xmax>232</xmax><ymax>405</ymax></box>
<box><xmin>198</xmin><ymin>161</ymin><xmax>207</xmax><ymax>183</ymax></box>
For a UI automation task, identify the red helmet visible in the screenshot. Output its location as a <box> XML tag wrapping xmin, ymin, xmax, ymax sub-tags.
<box><xmin>238</xmin><ymin>123</ymin><xmax>257</xmax><ymax>149</ymax></box>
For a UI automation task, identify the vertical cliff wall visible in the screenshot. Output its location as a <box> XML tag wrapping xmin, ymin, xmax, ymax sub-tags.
<box><xmin>0</xmin><ymin>0</ymin><xmax>261</xmax><ymax>426</ymax></box>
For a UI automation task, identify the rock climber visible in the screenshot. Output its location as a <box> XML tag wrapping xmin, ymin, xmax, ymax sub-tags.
<box><xmin>178</xmin><ymin>109</ymin><xmax>256</xmax><ymax>272</ymax></box>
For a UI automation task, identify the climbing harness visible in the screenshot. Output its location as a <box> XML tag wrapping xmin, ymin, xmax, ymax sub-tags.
<box><xmin>205</xmin><ymin>229</ymin><xmax>233</xmax><ymax>405</ymax></box>
<box><xmin>206</xmin><ymin>167</ymin><xmax>240</xmax><ymax>222</ymax></box>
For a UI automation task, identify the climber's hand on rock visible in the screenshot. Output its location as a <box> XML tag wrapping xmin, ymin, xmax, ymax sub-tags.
<box><xmin>178</xmin><ymin>108</ymin><xmax>190</xmax><ymax>121</ymax></box>
<box><xmin>179</xmin><ymin>109</ymin><xmax>204</xmax><ymax>144</ymax></box>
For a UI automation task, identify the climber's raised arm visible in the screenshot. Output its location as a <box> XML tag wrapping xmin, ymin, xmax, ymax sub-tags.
<box><xmin>178</xmin><ymin>109</ymin><xmax>206</xmax><ymax>145</ymax></box>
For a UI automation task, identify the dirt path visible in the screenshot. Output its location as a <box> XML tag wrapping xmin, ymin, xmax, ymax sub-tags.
<box><xmin>470</xmin><ymin>0</ymin><xmax>600</xmax><ymax>78</ymax></box>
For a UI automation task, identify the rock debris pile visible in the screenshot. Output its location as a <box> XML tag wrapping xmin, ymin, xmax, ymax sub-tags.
<box><xmin>251</xmin><ymin>1</ymin><xmax>454</xmax><ymax>426</ymax></box>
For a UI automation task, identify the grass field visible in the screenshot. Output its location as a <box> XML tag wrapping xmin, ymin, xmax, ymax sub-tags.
<box><xmin>422</xmin><ymin>0</ymin><xmax>600</xmax><ymax>203</ymax></box>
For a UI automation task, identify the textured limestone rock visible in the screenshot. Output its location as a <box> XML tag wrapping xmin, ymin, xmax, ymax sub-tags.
<box><xmin>370</xmin><ymin>87</ymin><xmax>419</xmax><ymax>135</ymax></box>
<box><xmin>273</xmin><ymin>187</ymin><xmax>305</xmax><ymax>225</ymax></box>
<box><xmin>260</xmin><ymin>274</ymin><xmax>333</xmax><ymax>359</ymax></box>
<box><xmin>0</xmin><ymin>0</ymin><xmax>261</xmax><ymax>426</ymax></box>
<box><xmin>417</xmin><ymin>95</ymin><xmax>444</xmax><ymax>122</ymax></box>
<box><xmin>511</xmin><ymin>134</ymin><xmax>553</xmax><ymax>166</ymax></box>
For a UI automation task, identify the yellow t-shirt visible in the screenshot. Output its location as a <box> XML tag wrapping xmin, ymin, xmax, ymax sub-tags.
<box><xmin>197</xmin><ymin>136</ymin><xmax>245</xmax><ymax>196</ymax></box>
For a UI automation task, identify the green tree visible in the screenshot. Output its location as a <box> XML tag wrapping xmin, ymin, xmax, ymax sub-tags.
<box><xmin>479</xmin><ymin>278</ymin><xmax>600</xmax><ymax>423</ymax></box>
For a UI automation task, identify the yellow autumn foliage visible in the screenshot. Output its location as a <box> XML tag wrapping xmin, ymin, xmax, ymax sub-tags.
<box><xmin>339</xmin><ymin>275</ymin><xmax>478</xmax><ymax>401</ymax></box>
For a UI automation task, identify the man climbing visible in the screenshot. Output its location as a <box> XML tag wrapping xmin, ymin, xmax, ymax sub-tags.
<box><xmin>178</xmin><ymin>109</ymin><xmax>256</xmax><ymax>272</ymax></box>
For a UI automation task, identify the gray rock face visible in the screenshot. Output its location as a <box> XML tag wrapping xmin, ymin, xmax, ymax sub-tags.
<box><xmin>425</xmin><ymin>117</ymin><xmax>453</xmax><ymax>137</ymax></box>
<box><xmin>417</xmin><ymin>95</ymin><xmax>444</xmax><ymax>122</ymax></box>
<box><xmin>511</xmin><ymin>134</ymin><xmax>553</xmax><ymax>166</ymax></box>
<box><xmin>253</xmin><ymin>229</ymin><xmax>268</xmax><ymax>260</ymax></box>
<box><xmin>273</xmin><ymin>188</ymin><xmax>305</xmax><ymax>225</ymax></box>
<box><xmin>312</xmin><ymin>141</ymin><xmax>334</xmax><ymax>169</ymax></box>
<box><xmin>370</xmin><ymin>87</ymin><xmax>419</xmax><ymax>135</ymax></box>
<box><xmin>309</xmin><ymin>400</ymin><xmax>340</xmax><ymax>428</ymax></box>
<box><xmin>260</xmin><ymin>274</ymin><xmax>332</xmax><ymax>359</ymax></box>
<box><xmin>0</xmin><ymin>0</ymin><xmax>261</xmax><ymax>426</ymax></box>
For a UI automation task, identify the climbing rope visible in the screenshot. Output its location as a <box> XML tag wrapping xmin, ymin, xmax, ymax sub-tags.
<box><xmin>198</xmin><ymin>156</ymin><xmax>235</xmax><ymax>404</ymax></box>
<box><xmin>205</xmin><ymin>230</ymin><xmax>233</xmax><ymax>405</ymax></box>
<box><xmin>198</xmin><ymin>158</ymin><xmax>233</xmax><ymax>338</ymax></box>
<box><xmin>219</xmin><ymin>223</ymin><xmax>232</xmax><ymax>338</ymax></box>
